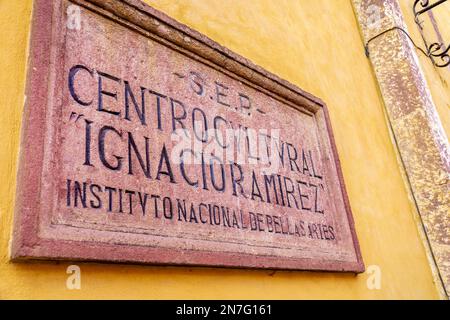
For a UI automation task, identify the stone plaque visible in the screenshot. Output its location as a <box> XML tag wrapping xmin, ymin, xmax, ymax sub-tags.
<box><xmin>12</xmin><ymin>0</ymin><xmax>364</xmax><ymax>272</ymax></box>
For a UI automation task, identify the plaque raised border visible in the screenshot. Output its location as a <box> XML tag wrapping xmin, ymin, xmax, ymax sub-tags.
<box><xmin>11</xmin><ymin>0</ymin><xmax>364</xmax><ymax>272</ymax></box>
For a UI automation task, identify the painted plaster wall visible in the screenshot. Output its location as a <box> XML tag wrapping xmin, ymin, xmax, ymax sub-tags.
<box><xmin>0</xmin><ymin>0</ymin><xmax>442</xmax><ymax>299</ymax></box>
<box><xmin>399</xmin><ymin>0</ymin><xmax>450</xmax><ymax>137</ymax></box>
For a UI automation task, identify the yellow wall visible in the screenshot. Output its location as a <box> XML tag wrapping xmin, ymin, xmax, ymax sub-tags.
<box><xmin>0</xmin><ymin>0</ymin><xmax>442</xmax><ymax>299</ymax></box>
<box><xmin>399</xmin><ymin>0</ymin><xmax>450</xmax><ymax>137</ymax></box>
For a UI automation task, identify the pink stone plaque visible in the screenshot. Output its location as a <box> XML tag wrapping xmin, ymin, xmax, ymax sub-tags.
<box><xmin>12</xmin><ymin>0</ymin><xmax>364</xmax><ymax>272</ymax></box>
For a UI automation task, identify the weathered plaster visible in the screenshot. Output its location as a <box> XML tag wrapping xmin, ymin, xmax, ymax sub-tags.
<box><xmin>353</xmin><ymin>0</ymin><xmax>450</xmax><ymax>298</ymax></box>
<box><xmin>0</xmin><ymin>0</ymin><xmax>441</xmax><ymax>299</ymax></box>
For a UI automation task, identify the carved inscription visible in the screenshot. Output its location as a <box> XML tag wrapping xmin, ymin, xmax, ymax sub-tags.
<box><xmin>12</xmin><ymin>0</ymin><xmax>363</xmax><ymax>271</ymax></box>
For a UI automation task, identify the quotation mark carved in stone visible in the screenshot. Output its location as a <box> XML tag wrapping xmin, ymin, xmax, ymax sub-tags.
<box><xmin>69</xmin><ymin>112</ymin><xmax>84</xmax><ymax>123</ymax></box>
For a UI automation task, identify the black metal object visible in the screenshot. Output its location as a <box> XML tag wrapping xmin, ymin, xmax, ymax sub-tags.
<box><xmin>364</xmin><ymin>26</ymin><xmax>430</xmax><ymax>58</ymax></box>
<box><xmin>413</xmin><ymin>0</ymin><xmax>449</xmax><ymax>67</ymax></box>
<box><xmin>414</xmin><ymin>0</ymin><xmax>448</xmax><ymax>23</ymax></box>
